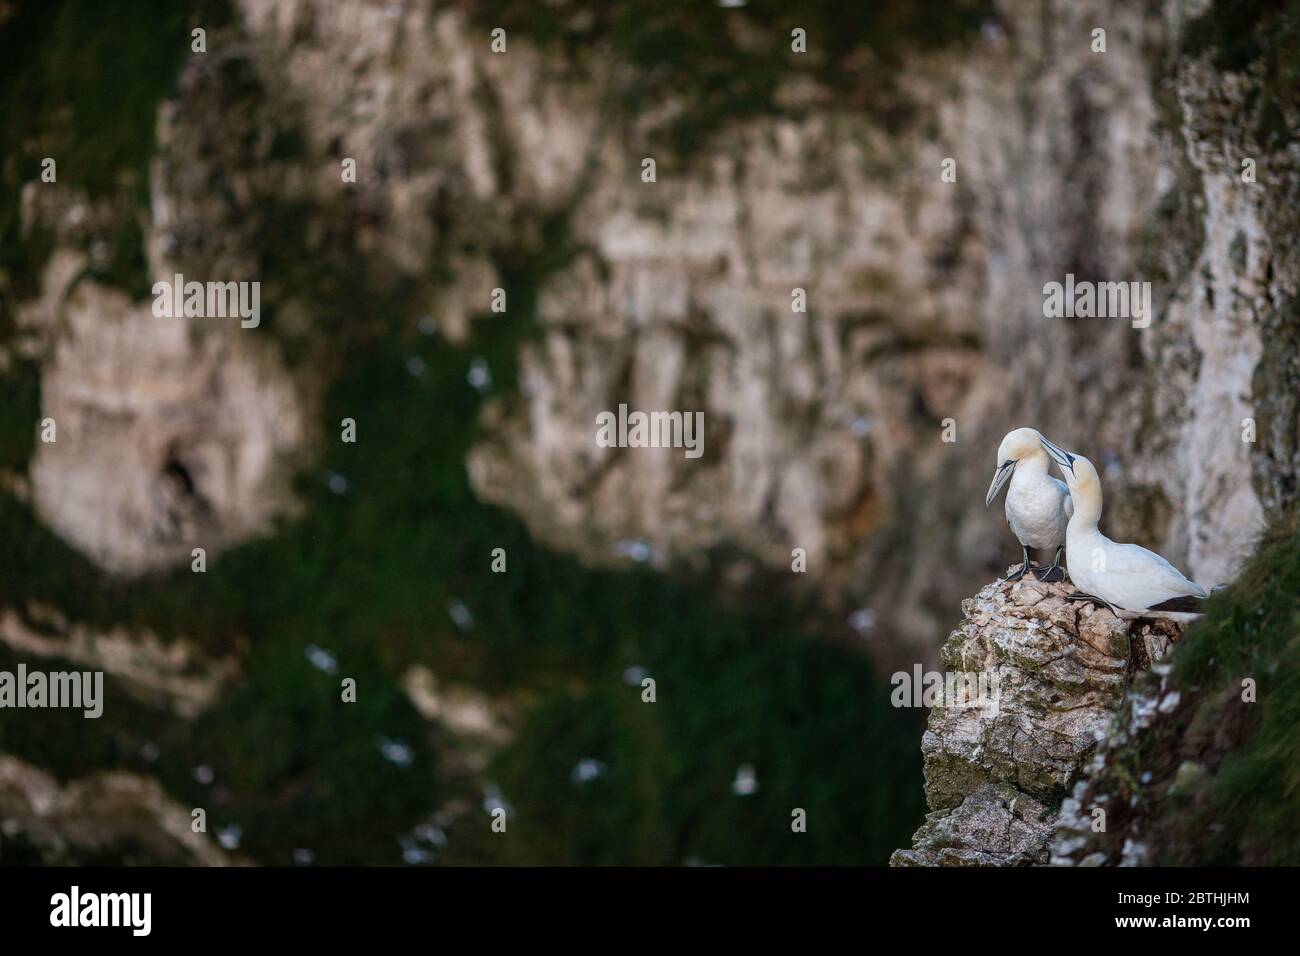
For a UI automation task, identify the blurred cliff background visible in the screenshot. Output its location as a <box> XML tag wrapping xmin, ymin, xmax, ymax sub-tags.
<box><xmin>0</xmin><ymin>0</ymin><xmax>1296</xmax><ymax>865</ymax></box>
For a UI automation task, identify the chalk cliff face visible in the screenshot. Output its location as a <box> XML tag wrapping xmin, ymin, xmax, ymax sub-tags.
<box><xmin>8</xmin><ymin>0</ymin><xmax>1295</xmax><ymax>656</ymax></box>
<box><xmin>472</xmin><ymin>0</ymin><xmax>1294</xmax><ymax>660</ymax></box>
<box><xmin>16</xmin><ymin>251</ymin><xmax>309</xmax><ymax>576</ymax></box>
<box><xmin>228</xmin><ymin>0</ymin><xmax>1298</xmax><ymax>665</ymax></box>
<box><xmin>464</xmin><ymin>0</ymin><xmax>1175</xmax><ymax>661</ymax></box>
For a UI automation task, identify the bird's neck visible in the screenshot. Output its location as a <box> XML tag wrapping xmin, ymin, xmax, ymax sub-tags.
<box><xmin>1011</xmin><ymin>450</ymin><xmax>1049</xmax><ymax>486</ymax></box>
<box><xmin>1069</xmin><ymin>486</ymin><xmax>1103</xmax><ymax>531</ymax></box>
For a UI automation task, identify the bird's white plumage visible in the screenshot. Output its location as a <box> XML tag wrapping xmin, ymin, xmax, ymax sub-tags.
<box><xmin>1006</xmin><ymin>465</ymin><xmax>1070</xmax><ymax>551</ymax></box>
<box><xmin>988</xmin><ymin>428</ymin><xmax>1072</xmax><ymax>556</ymax></box>
<box><xmin>1044</xmin><ymin>448</ymin><xmax>1206</xmax><ymax>613</ymax></box>
<box><xmin>1066</xmin><ymin>529</ymin><xmax>1208</xmax><ymax>610</ymax></box>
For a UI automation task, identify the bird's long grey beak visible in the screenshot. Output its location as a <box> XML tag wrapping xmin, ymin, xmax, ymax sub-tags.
<box><xmin>1039</xmin><ymin>436</ymin><xmax>1076</xmax><ymax>474</ymax></box>
<box><xmin>985</xmin><ymin>461</ymin><xmax>1014</xmax><ymax>507</ymax></box>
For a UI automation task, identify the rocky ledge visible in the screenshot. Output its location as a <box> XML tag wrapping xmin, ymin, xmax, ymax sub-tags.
<box><xmin>890</xmin><ymin>574</ymin><xmax>1183</xmax><ymax>866</ymax></box>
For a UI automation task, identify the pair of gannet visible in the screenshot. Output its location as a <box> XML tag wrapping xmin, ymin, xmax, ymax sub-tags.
<box><xmin>985</xmin><ymin>427</ymin><xmax>1208</xmax><ymax>620</ymax></box>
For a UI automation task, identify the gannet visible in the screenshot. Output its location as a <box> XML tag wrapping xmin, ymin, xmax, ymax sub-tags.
<box><xmin>985</xmin><ymin>428</ymin><xmax>1073</xmax><ymax>582</ymax></box>
<box><xmin>1039</xmin><ymin>437</ymin><xmax>1208</xmax><ymax>621</ymax></box>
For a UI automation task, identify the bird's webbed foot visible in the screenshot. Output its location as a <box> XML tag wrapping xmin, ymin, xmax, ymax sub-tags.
<box><xmin>1032</xmin><ymin>547</ymin><xmax>1067</xmax><ymax>583</ymax></box>
<box><xmin>1005</xmin><ymin>545</ymin><xmax>1032</xmax><ymax>582</ymax></box>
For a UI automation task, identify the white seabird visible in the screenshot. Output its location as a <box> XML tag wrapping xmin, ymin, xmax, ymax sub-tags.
<box><xmin>1039</xmin><ymin>437</ymin><xmax>1208</xmax><ymax>621</ymax></box>
<box><xmin>985</xmin><ymin>427</ymin><xmax>1073</xmax><ymax>582</ymax></box>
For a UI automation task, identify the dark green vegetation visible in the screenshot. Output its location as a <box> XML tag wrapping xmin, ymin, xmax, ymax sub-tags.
<box><xmin>0</xmin><ymin>296</ymin><xmax>925</xmax><ymax>864</ymax></box>
<box><xmin>0</xmin><ymin>0</ymin><xmax>231</xmax><ymax>308</ymax></box>
<box><xmin>1182</xmin><ymin>0</ymin><xmax>1300</xmax><ymax>149</ymax></box>
<box><xmin>1079</xmin><ymin>508</ymin><xmax>1300</xmax><ymax>865</ymax></box>
<box><xmin>469</xmin><ymin>0</ymin><xmax>991</xmax><ymax>157</ymax></box>
<box><xmin>0</xmin><ymin>0</ymin><xmax>925</xmax><ymax>864</ymax></box>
